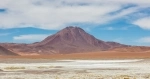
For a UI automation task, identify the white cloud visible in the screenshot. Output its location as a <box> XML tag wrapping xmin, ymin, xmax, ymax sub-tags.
<box><xmin>101</xmin><ymin>26</ymin><xmax>130</xmax><ymax>30</ymax></box>
<box><xmin>133</xmin><ymin>17</ymin><xmax>150</xmax><ymax>30</ymax></box>
<box><xmin>137</xmin><ymin>37</ymin><xmax>150</xmax><ymax>43</ymax></box>
<box><xmin>13</xmin><ymin>34</ymin><xmax>49</xmax><ymax>43</ymax></box>
<box><xmin>106</xmin><ymin>27</ymin><xmax>114</xmax><ymax>30</ymax></box>
<box><xmin>0</xmin><ymin>0</ymin><xmax>150</xmax><ymax>30</ymax></box>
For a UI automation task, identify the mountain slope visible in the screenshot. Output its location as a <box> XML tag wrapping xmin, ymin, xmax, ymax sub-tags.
<box><xmin>0</xmin><ymin>46</ymin><xmax>18</xmax><ymax>56</ymax></box>
<box><xmin>0</xmin><ymin>26</ymin><xmax>127</xmax><ymax>55</ymax></box>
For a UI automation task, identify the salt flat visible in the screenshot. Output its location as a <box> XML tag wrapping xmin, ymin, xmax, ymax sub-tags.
<box><xmin>0</xmin><ymin>59</ymin><xmax>150</xmax><ymax>79</ymax></box>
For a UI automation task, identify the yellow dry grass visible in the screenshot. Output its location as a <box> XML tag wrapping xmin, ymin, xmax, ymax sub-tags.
<box><xmin>4</xmin><ymin>66</ymin><xmax>25</xmax><ymax>70</ymax></box>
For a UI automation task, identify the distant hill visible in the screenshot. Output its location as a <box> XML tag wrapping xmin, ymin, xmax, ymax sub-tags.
<box><xmin>110</xmin><ymin>46</ymin><xmax>150</xmax><ymax>53</ymax></box>
<box><xmin>0</xmin><ymin>46</ymin><xmax>18</xmax><ymax>56</ymax></box>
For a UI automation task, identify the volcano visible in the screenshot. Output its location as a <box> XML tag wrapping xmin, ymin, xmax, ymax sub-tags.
<box><xmin>0</xmin><ymin>26</ymin><xmax>127</xmax><ymax>55</ymax></box>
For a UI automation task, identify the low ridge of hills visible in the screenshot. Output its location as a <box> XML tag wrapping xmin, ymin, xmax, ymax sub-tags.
<box><xmin>110</xmin><ymin>46</ymin><xmax>150</xmax><ymax>53</ymax></box>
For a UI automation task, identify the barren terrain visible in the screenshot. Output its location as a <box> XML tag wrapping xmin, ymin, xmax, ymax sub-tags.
<box><xmin>0</xmin><ymin>58</ymin><xmax>150</xmax><ymax>79</ymax></box>
<box><xmin>1</xmin><ymin>51</ymin><xmax>150</xmax><ymax>59</ymax></box>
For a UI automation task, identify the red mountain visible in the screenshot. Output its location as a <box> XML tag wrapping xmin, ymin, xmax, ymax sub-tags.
<box><xmin>0</xmin><ymin>26</ymin><xmax>127</xmax><ymax>55</ymax></box>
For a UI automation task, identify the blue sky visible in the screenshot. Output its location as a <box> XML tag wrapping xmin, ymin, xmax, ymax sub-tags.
<box><xmin>0</xmin><ymin>0</ymin><xmax>150</xmax><ymax>46</ymax></box>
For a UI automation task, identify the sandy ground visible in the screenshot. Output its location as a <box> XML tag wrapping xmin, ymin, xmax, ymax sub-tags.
<box><xmin>1</xmin><ymin>51</ymin><xmax>150</xmax><ymax>59</ymax></box>
<box><xmin>0</xmin><ymin>59</ymin><xmax>150</xmax><ymax>79</ymax></box>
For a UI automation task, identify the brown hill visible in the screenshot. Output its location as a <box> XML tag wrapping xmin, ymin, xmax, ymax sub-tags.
<box><xmin>0</xmin><ymin>46</ymin><xmax>18</xmax><ymax>56</ymax></box>
<box><xmin>0</xmin><ymin>26</ymin><xmax>127</xmax><ymax>55</ymax></box>
<box><xmin>110</xmin><ymin>46</ymin><xmax>150</xmax><ymax>53</ymax></box>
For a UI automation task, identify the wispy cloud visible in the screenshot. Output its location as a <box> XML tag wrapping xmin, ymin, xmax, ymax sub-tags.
<box><xmin>136</xmin><ymin>37</ymin><xmax>150</xmax><ymax>43</ymax></box>
<box><xmin>106</xmin><ymin>27</ymin><xmax>114</xmax><ymax>30</ymax></box>
<box><xmin>0</xmin><ymin>0</ymin><xmax>150</xmax><ymax>30</ymax></box>
<box><xmin>100</xmin><ymin>26</ymin><xmax>129</xmax><ymax>30</ymax></box>
<box><xmin>133</xmin><ymin>17</ymin><xmax>150</xmax><ymax>30</ymax></box>
<box><xmin>13</xmin><ymin>34</ymin><xmax>49</xmax><ymax>43</ymax></box>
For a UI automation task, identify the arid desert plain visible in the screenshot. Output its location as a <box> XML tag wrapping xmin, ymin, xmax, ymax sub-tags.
<box><xmin>0</xmin><ymin>58</ymin><xmax>150</xmax><ymax>79</ymax></box>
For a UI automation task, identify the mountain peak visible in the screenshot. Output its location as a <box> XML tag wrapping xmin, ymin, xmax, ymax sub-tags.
<box><xmin>65</xmin><ymin>26</ymin><xmax>81</xmax><ymax>29</ymax></box>
<box><xmin>58</xmin><ymin>26</ymin><xmax>84</xmax><ymax>33</ymax></box>
<box><xmin>31</xmin><ymin>26</ymin><xmax>126</xmax><ymax>54</ymax></box>
<box><xmin>57</xmin><ymin>26</ymin><xmax>85</xmax><ymax>36</ymax></box>
<box><xmin>38</xmin><ymin>26</ymin><xmax>90</xmax><ymax>46</ymax></box>
<box><xmin>63</xmin><ymin>26</ymin><xmax>85</xmax><ymax>32</ymax></box>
